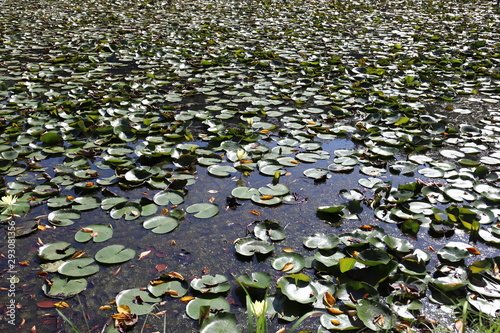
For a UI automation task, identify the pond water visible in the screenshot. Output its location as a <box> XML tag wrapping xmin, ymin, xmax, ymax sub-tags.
<box><xmin>1</xmin><ymin>0</ymin><xmax>500</xmax><ymax>332</ymax></box>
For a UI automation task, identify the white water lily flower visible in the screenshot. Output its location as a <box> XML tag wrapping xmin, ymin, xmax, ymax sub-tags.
<box><xmin>249</xmin><ymin>299</ymin><xmax>267</xmax><ymax>318</ymax></box>
<box><xmin>236</xmin><ymin>149</ymin><xmax>248</xmax><ymax>160</ymax></box>
<box><xmin>1</xmin><ymin>194</ymin><xmax>17</xmax><ymax>207</ymax></box>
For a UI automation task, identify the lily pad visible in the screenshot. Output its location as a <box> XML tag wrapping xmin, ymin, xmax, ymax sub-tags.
<box><xmin>304</xmin><ymin>168</ymin><xmax>330</xmax><ymax>180</ymax></box>
<box><xmin>272</xmin><ymin>253</ymin><xmax>305</xmax><ymax>273</ymax></box>
<box><xmin>437</xmin><ymin>242</ymin><xmax>473</xmax><ymax>262</ymax></box>
<box><xmin>258</xmin><ymin>183</ymin><xmax>290</xmax><ymax>196</ymax></box>
<box><xmin>48</xmin><ymin>209</ymin><xmax>81</xmax><ymax>226</ymax></box>
<box><xmin>95</xmin><ymin>244</ymin><xmax>136</xmax><ymax>264</ymax></box>
<box><xmin>186</xmin><ymin>203</ymin><xmax>219</xmax><ymax>218</ymax></box>
<box><xmin>185</xmin><ymin>296</ymin><xmax>230</xmax><ymax>320</ymax></box>
<box><xmin>317</xmin><ymin>205</ymin><xmax>345</xmax><ymax>215</ymax></box>
<box><xmin>235</xmin><ymin>272</ymin><xmax>272</xmax><ymax>289</ymax></box>
<box><xmin>191</xmin><ymin>274</ymin><xmax>230</xmax><ymax>294</ymax></box>
<box><xmin>337</xmin><ymin>281</ymin><xmax>379</xmax><ymax>308</ymax></box>
<box><xmin>234</xmin><ymin>237</ymin><xmax>274</xmax><ymax>256</ymax></box>
<box><xmin>231</xmin><ymin>187</ymin><xmax>260</xmax><ymax>200</ymax></box>
<box><xmin>153</xmin><ymin>190</ymin><xmax>184</xmax><ymax>206</ymax></box>
<box><xmin>200</xmin><ymin>312</ymin><xmax>240</xmax><ymax>333</ymax></box>
<box><xmin>115</xmin><ymin>288</ymin><xmax>160</xmax><ymax>315</ymax></box>
<box><xmin>101</xmin><ymin>197</ymin><xmax>129</xmax><ymax>210</ymax></box>
<box><xmin>254</xmin><ymin>220</ymin><xmax>286</xmax><ymax>241</ymax></box>
<box><xmin>38</xmin><ymin>241</ymin><xmax>77</xmax><ymax>261</ymax></box>
<box><xmin>58</xmin><ymin>258</ymin><xmax>99</xmax><ymax>277</ymax></box>
<box><xmin>303</xmin><ymin>233</ymin><xmax>340</xmax><ymax>250</ymax></box>
<box><xmin>320</xmin><ymin>313</ymin><xmax>363</xmax><ymax>331</ymax></box>
<box><xmin>110</xmin><ymin>202</ymin><xmax>142</xmax><ymax>220</ymax></box>
<box><xmin>124</xmin><ymin>167</ymin><xmax>153</xmax><ymax>182</ymax></box>
<box><xmin>207</xmin><ymin>164</ymin><xmax>237</xmax><ymax>177</ymax></box>
<box><xmin>356</xmin><ymin>299</ymin><xmax>395</xmax><ymax>331</ymax></box>
<box><xmin>358</xmin><ymin>177</ymin><xmax>384</xmax><ymax>189</ymax></box>
<box><xmin>71</xmin><ymin>197</ymin><xmax>101</xmax><ymax>211</ymax></box>
<box><xmin>278</xmin><ymin>275</ymin><xmax>317</xmax><ymax>304</ymax></box>
<box><xmin>42</xmin><ymin>276</ymin><xmax>87</xmax><ymax>299</ymax></box>
<box><xmin>143</xmin><ymin>215</ymin><xmax>179</xmax><ymax>234</ymax></box>
<box><xmin>148</xmin><ymin>277</ymin><xmax>188</xmax><ymax>298</ymax></box>
<box><xmin>74</xmin><ymin>224</ymin><xmax>113</xmax><ymax>243</ymax></box>
<box><xmin>251</xmin><ymin>194</ymin><xmax>282</xmax><ymax>205</ymax></box>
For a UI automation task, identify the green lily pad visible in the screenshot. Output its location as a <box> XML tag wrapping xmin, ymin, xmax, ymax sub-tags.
<box><xmin>339</xmin><ymin>189</ymin><xmax>365</xmax><ymax>201</ymax></box>
<box><xmin>42</xmin><ymin>276</ymin><xmax>87</xmax><ymax>299</ymax></box>
<box><xmin>143</xmin><ymin>215</ymin><xmax>179</xmax><ymax>234</ymax></box>
<box><xmin>259</xmin><ymin>163</ymin><xmax>285</xmax><ymax>176</ymax></box>
<box><xmin>317</xmin><ymin>205</ymin><xmax>345</xmax><ymax>215</ymax></box>
<box><xmin>337</xmin><ymin>281</ymin><xmax>379</xmax><ymax>308</ymax></box>
<box><xmin>431</xmin><ymin>265</ymin><xmax>468</xmax><ymax>291</ymax></box>
<box><xmin>40</xmin><ymin>131</ymin><xmax>63</xmax><ymax>144</ymax></box>
<box><xmin>186</xmin><ymin>203</ymin><xmax>219</xmax><ymax>218</ymax></box>
<box><xmin>101</xmin><ymin>197</ymin><xmax>129</xmax><ymax>210</ymax></box>
<box><xmin>200</xmin><ymin>312</ymin><xmax>240</xmax><ymax>333</ymax></box>
<box><xmin>231</xmin><ymin>187</ymin><xmax>260</xmax><ymax>200</ymax></box>
<box><xmin>95</xmin><ymin>244</ymin><xmax>136</xmax><ymax>264</ymax></box>
<box><xmin>277</xmin><ymin>156</ymin><xmax>300</xmax><ymax>167</ymax></box>
<box><xmin>404</xmin><ymin>201</ymin><xmax>433</xmax><ymax>215</ymax></box>
<box><xmin>234</xmin><ymin>237</ymin><xmax>274</xmax><ymax>256</ymax></box>
<box><xmin>148</xmin><ymin>277</ymin><xmax>188</xmax><ymax>298</ymax></box>
<box><xmin>74</xmin><ymin>224</ymin><xmax>113</xmax><ymax>243</ymax></box>
<box><xmin>468</xmin><ymin>274</ymin><xmax>500</xmax><ymax>298</ymax></box>
<box><xmin>58</xmin><ymin>258</ymin><xmax>99</xmax><ymax>277</ymax></box>
<box><xmin>254</xmin><ymin>220</ymin><xmax>286</xmax><ymax>241</ymax></box>
<box><xmin>115</xmin><ymin>288</ymin><xmax>160</xmax><ymax>315</ymax></box>
<box><xmin>207</xmin><ymin>164</ymin><xmax>237</xmax><ymax>177</ymax></box>
<box><xmin>198</xmin><ymin>156</ymin><xmax>222</xmax><ymax>166</ymax></box>
<box><xmin>383</xmin><ymin>235</ymin><xmax>413</xmax><ymax>253</ymax></box>
<box><xmin>443</xmin><ymin>187</ymin><xmax>476</xmax><ymax>202</ymax></box>
<box><xmin>191</xmin><ymin>274</ymin><xmax>230</xmax><ymax>294</ymax></box>
<box><xmin>320</xmin><ymin>313</ymin><xmax>363</xmax><ymax>331</ymax></box>
<box><xmin>38</xmin><ymin>241</ymin><xmax>77</xmax><ymax>261</ymax></box>
<box><xmin>258</xmin><ymin>184</ymin><xmax>290</xmax><ymax>196</ymax></box>
<box><xmin>310</xmin><ymin>280</ymin><xmax>337</xmax><ymax>309</ymax></box>
<box><xmin>71</xmin><ymin>197</ymin><xmax>101</xmax><ymax>211</ymax></box>
<box><xmin>418</xmin><ymin>167</ymin><xmax>445</xmax><ymax>178</ymax></box>
<box><xmin>272</xmin><ymin>253</ymin><xmax>305</xmax><ymax>273</ymax></box>
<box><xmin>356</xmin><ymin>248</ymin><xmax>392</xmax><ymax>266</ymax></box>
<box><xmin>48</xmin><ymin>209</ymin><xmax>81</xmax><ymax>226</ymax></box>
<box><xmin>314</xmin><ymin>250</ymin><xmax>346</xmax><ymax>268</ymax></box>
<box><xmin>304</xmin><ymin>168</ymin><xmax>330</xmax><ymax>180</ymax></box>
<box><xmin>110</xmin><ymin>202</ymin><xmax>142</xmax><ymax>220</ymax></box>
<box><xmin>185</xmin><ymin>296</ymin><xmax>230</xmax><ymax>320</ymax></box>
<box><xmin>278</xmin><ymin>275</ymin><xmax>317</xmax><ymax>304</ymax></box>
<box><xmin>235</xmin><ymin>272</ymin><xmax>272</xmax><ymax>289</ymax></box>
<box><xmin>296</xmin><ymin>151</ymin><xmax>330</xmax><ymax>163</ymax></box>
<box><xmin>360</xmin><ymin>165</ymin><xmax>386</xmax><ymax>177</ymax></box>
<box><xmin>437</xmin><ymin>242</ymin><xmax>473</xmax><ymax>262</ymax></box>
<box><xmin>47</xmin><ymin>196</ymin><xmax>73</xmax><ymax>208</ymax></box>
<box><xmin>389</xmin><ymin>161</ymin><xmax>418</xmax><ymax>175</ymax></box>
<box><xmin>153</xmin><ymin>190</ymin><xmax>184</xmax><ymax>206</ymax></box>
<box><xmin>124</xmin><ymin>167</ymin><xmax>153</xmax><ymax>182</ymax></box>
<box><xmin>358</xmin><ymin>177</ymin><xmax>384</xmax><ymax>189</ymax></box>
<box><xmin>356</xmin><ymin>299</ymin><xmax>395</xmax><ymax>331</ymax></box>
<box><xmin>251</xmin><ymin>194</ymin><xmax>282</xmax><ymax>205</ymax></box>
<box><xmin>467</xmin><ymin>293</ymin><xmax>500</xmax><ymax>317</ymax></box>
<box><xmin>303</xmin><ymin>233</ymin><xmax>340</xmax><ymax>250</ymax></box>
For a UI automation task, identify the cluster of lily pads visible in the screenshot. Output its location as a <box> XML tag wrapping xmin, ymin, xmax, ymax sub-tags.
<box><xmin>1</xmin><ymin>0</ymin><xmax>500</xmax><ymax>331</ymax></box>
<box><xmin>67</xmin><ymin>221</ymin><xmax>498</xmax><ymax>332</ymax></box>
